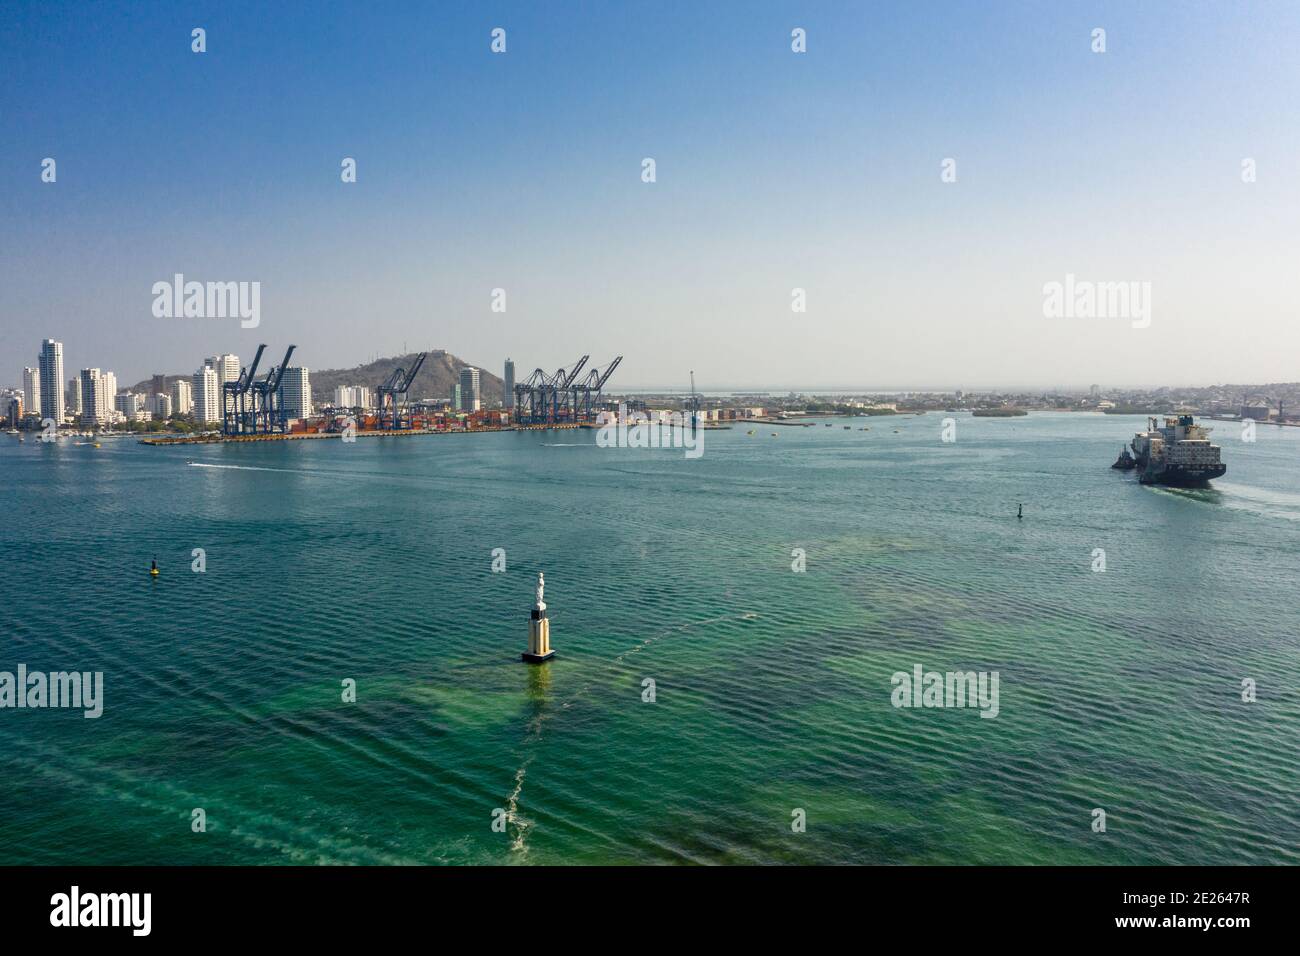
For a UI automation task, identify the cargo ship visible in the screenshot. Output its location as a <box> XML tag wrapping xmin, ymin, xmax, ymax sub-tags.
<box><xmin>1128</xmin><ymin>415</ymin><xmax>1226</xmax><ymax>486</ymax></box>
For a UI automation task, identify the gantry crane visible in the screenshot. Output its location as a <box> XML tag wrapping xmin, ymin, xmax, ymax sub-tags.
<box><xmin>249</xmin><ymin>344</ymin><xmax>296</xmax><ymax>433</ymax></box>
<box><xmin>513</xmin><ymin>355</ymin><xmax>591</xmax><ymax>424</ymax></box>
<box><xmin>221</xmin><ymin>344</ymin><xmax>266</xmax><ymax>435</ymax></box>
<box><xmin>377</xmin><ymin>351</ymin><xmax>428</xmax><ymax>429</ymax></box>
<box><xmin>573</xmin><ymin>356</ymin><xmax>623</xmax><ymax>421</ymax></box>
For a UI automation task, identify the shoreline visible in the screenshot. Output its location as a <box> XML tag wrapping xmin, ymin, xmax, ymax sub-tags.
<box><xmin>137</xmin><ymin>424</ymin><xmax>566</xmax><ymax>446</ymax></box>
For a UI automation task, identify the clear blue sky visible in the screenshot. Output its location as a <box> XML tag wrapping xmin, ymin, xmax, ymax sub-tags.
<box><xmin>3</xmin><ymin>1</ymin><xmax>1298</xmax><ymax>390</ymax></box>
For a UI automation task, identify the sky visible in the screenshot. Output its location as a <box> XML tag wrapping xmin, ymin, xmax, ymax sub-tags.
<box><xmin>2</xmin><ymin>0</ymin><xmax>1299</xmax><ymax>391</ymax></box>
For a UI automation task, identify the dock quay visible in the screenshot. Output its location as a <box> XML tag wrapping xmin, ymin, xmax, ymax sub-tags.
<box><xmin>138</xmin><ymin>424</ymin><xmax>579</xmax><ymax>446</ymax></box>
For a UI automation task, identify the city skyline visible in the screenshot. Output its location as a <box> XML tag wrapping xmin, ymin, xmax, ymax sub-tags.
<box><xmin>11</xmin><ymin>332</ymin><xmax>1300</xmax><ymax>406</ymax></box>
<box><xmin>4</xmin><ymin>2</ymin><xmax>1300</xmax><ymax>389</ymax></box>
<box><xmin>5</xmin><ymin>336</ymin><xmax>316</xmax><ymax>426</ymax></box>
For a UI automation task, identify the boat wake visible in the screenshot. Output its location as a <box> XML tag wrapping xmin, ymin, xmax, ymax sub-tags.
<box><xmin>1212</xmin><ymin>482</ymin><xmax>1300</xmax><ymax>522</ymax></box>
<box><xmin>1145</xmin><ymin>484</ymin><xmax>1223</xmax><ymax>504</ymax></box>
<box><xmin>187</xmin><ymin>462</ymin><xmax>296</xmax><ymax>473</ymax></box>
<box><xmin>503</xmin><ymin>609</ymin><xmax>759</xmax><ymax>857</ymax></box>
<box><xmin>504</xmin><ymin>758</ymin><xmax>535</xmax><ymax>856</ymax></box>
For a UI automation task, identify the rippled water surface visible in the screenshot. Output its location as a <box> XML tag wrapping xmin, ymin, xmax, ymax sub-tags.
<box><xmin>1</xmin><ymin>413</ymin><xmax>1297</xmax><ymax>864</ymax></box>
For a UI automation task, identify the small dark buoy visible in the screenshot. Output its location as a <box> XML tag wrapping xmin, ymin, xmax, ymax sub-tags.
<box><xmin>150</xmin><ymin>556</ymin><xmax>159</xmax><ymax>577</ymax></box>
<box><xmin>1017</xmin><ymin>503</ymin><xmax>1023</xmax><ymax>520</ymax></box>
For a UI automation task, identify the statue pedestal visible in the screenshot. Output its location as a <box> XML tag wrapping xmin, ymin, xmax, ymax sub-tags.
<box><xmin>522</xmin><ymin>607</ymin><xmax>555</xmax><ymax>663</ymax></box>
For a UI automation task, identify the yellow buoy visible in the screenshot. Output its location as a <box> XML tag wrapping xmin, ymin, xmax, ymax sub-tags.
<box><xmin>150</xmin><ymin>557</ymin><xmax>159</xmax><ymax>577</ymax></box>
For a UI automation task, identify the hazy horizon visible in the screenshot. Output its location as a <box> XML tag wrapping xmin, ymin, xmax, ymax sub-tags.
<box><xmin>4</xmin><ymin>1</ymin><xmax>1299</xmax><ymax>389</ymax></box>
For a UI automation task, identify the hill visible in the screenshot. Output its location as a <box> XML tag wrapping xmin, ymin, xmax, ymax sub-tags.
<box><xmin>309</xmin><ymin>351</ymin><xmax>505</xmax><ymax>406</ymax></box>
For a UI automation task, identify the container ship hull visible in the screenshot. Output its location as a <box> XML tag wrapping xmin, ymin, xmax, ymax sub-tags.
<box><xmin>1138</xmin><ymin>462</ymin><xmax>1227</xmax><ymax>486</ymax></box>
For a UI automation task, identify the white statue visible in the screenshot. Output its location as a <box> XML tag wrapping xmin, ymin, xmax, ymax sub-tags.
<box><xmin>535</xmin><ymin>572</ymin><xmax>545</xmax><ymax>609</ymax></box>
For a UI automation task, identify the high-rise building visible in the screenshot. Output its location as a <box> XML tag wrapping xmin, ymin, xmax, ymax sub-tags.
<box><xmin>151</xmin><ymin>374</ymin><xmax>167</xmax><ymax>397</ymax></box>
<box><xmin>100</xmin><ymin>371</ymin><xmax>116</xmax><ymax>404</ymax></box>
<box><xmin>7</xmin><ymin>396</ymin><xmax>21</xmax><ymax>428</ymax></box>
<box><xmin>209</xmin><ymin>354</ymin><xmax>241</xmax><ymax>386</ymax></box>
<box><xmin>449</xmin><ymin>382</ymin><xmax>461</xmax><ymax>411</ymax></box>
<box><xmin>172</xmin><ymin>378</ymin><xmax>193</xmax><ymax>416</ymax></box>
<box><xmin>66</xmin><ymin>377</ymin><xmax>81</xmax><ymax>416</ymax></box>
<box><xmin>459</xmin><ymin>366</ymin><xmax>481</xmax><ymax>413</ymax></box>
<box><xmin>333</xmin><ymin>385</ymin><xmax>371</xmax><ymax>409</ymax></box>
<box><xmin>278</xmin><ymin>367</ymin><xmax>312</xmax><ymax>419</ymax></box>
<box><xmin>151</xmin><ymin>392</ymin><xmax>173</xmax><ymax>418</ymax></box>
<box><xmin>38</xmin><ymin>339</ymin><xmax>64</xmax><ymax>424</ymax></box>
<box><xmin>115</xmin><ymin>392</ymin><xmax>144</xmax><ymax>416</ymax></box>
<box><xmin>504</xmin><ymin>359</ymin><xmax>515</xmax><ymax>409</ymax></box>
<box><xmin>22</xmin><ymin>367</ymin><xmax>40</xmax><ymax>418</ymax></box>
<box><xmin>79</xmin><ymin>368</ymin><xmax>106</xmax><ymax>426</ymax></box>
<box><xmin>192</xmin><ymin>366</ymin><xmax>220</xmax><ymax>423</ymax></box>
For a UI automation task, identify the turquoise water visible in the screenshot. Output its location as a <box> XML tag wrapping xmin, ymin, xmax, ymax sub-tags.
<box><xmin>1</xmin><ymin>413</ymin><xmax>1297</xmax><ymax>865</ymax></box>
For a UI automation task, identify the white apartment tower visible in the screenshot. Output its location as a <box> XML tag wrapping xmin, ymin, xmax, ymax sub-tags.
<box><xmin>115</xmin><ymin>392</ymin><xmax>143</xmax><ymax>416</ymax></box>
<box><xmin>172</xmin><ymin>378</ymin><xmax>193</xmax><ymax>415</ymax></box>
<box><xmin>333</xmin><ymin>385</ymin><xmax>372</xmax><ymax>409</ymax></box>
<box><xmin>459</xmin><ymin>366</ymin><xmax>481</xmax><ymax>413</ymax></box>
<box><xmin>79</xmin><ymin>368</ymin><xmax>106</xmax><ymax>426</ymax></box>
<box><xmin>192</xmin><ymin>366</ymin><xmax>220</xmax><ymax>423</ymax></box>
<box><xmin>22</xmin><ymin>367</ymin><xmax>40</xmax><ymax>417</ymax></box>
<box><xmin>209</xmin><ymin>354</ymin><xmax>241</xmax><ymax>386</ymax></box>
<box><xmin>278</xmin><ymin>367</ymin><xmax>312</xmax><ymax>419</ymax></box>
<box><xmin>38</xmin><ymin>339</ymin><xmax>64</xmax><ymax>423</ymax></box>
